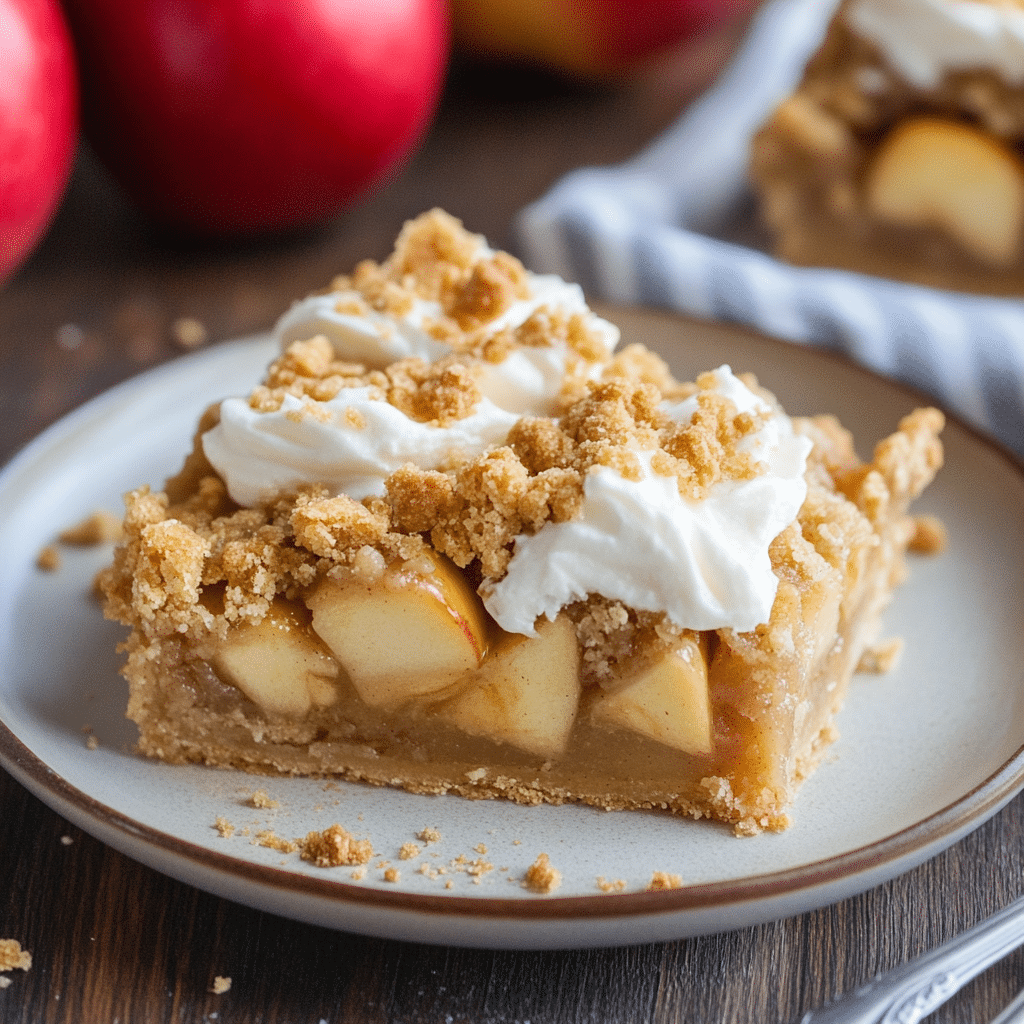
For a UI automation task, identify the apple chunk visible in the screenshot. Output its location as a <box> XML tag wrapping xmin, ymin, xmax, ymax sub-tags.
<box><xmin>591</xmin><ymin>636</ymin><xmax>712</xmax><ymax>755</ymax></box>
<box><xmin>434</xmin><ymin>615</ymin><xmax>581</xmax><ymax>758</ymax></box>
<box><xmin>307</xmin><ymin>551</ymin><xmax>490</xmax><ymax>711</ymax></box>
<box><xmin>212</xmin><ymin>600</ymin><xmax>340</xmax><ymax>718</ymax></box>
<box><xmin>865</xmin><ymin>116</ymin><xmax>1024</xmax><ymax>269</ymax></box>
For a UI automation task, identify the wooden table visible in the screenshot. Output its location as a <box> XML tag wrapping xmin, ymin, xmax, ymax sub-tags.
<box><xmin>3</xmin><ymin>25</ymin><xmax>1024</xmax><ymax>1024</ymax></box>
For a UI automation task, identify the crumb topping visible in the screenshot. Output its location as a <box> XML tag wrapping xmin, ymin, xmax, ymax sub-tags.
<box><xmin>245</xmin><ymin>210</ymin><xmax>611</xmax><ymax>426</ymax></box>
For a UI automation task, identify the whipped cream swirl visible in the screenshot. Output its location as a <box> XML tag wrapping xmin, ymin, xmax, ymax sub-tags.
<box><xmin>203</xmin><ymin>260</ymin><xmax>618</xmax><ymax>505</ymax></box>
<box><xmin>846</xmin><ymin>0</ymin><xmax>1024</xmax><ymax>89</ymax></box>
<box><xmin>480</xmin><ymin>367</ymin><xmax>813</xmax><ymax>636</ymax></box>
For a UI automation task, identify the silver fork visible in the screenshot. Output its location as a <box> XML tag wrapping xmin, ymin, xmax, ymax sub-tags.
<box><xmin>800</xmin><ymin>893</ymin><xmax>1024</xmax><ymax>1023</ymax></box>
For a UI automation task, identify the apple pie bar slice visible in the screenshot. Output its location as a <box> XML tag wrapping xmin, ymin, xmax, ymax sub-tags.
<box><xmin>751</xmin><ymin>0</ymin><xmax>1024</xmax><ymax>294</ymax></box>
<box><xmin>100</xmin><ymin>210</ymin><xmax>944</xmax><ymax>834</ymax></box>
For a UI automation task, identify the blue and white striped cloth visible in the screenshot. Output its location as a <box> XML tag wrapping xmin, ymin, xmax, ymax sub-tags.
<box><xmin>515</xmin><ymin>0</ymin><xmax>1024</xmax><ymax>457</ymax></box>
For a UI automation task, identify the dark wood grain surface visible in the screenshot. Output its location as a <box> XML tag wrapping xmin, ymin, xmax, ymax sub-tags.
<box><xmin>3</xmin><ymin>23</ymin><xmax>1024</xmax><ymax>1024</ymax></box>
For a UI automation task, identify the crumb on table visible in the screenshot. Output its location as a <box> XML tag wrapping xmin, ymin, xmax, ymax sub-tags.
<box><xmin>210</xmin><ymin>976</ymin><xmax>231</xmax><ymax>995</ymax></box>
<box><xmin>0</xmin><ymin>940</ymin><xmax>31</xmax><ymax>973</ymax></box>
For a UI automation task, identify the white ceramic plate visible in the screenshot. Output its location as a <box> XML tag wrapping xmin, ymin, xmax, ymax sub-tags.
<box><xmin>2</xmin><ymin>307</ymin><xmax>1023</xmax><ymax>950</ymax></box>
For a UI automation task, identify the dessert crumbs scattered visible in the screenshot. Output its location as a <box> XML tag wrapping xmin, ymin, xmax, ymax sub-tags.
<box><xmin>253</xmin><ymin>830</ymin><xmax>299</xmax><ymax>854</ymax></box>
<box><xmin>214</xmin><ymin>817</ymin><xmax>235</xmax><ymax>839</ymax></box>
<box><xmin>910</xmin><ymin>514</ymin><xmax>947</xmax><ymax>555</ymax></box>
<box><xmin>60</xmin><ymin>835</ymin><xmax>73</xmax><ymax>846</ymax></box>
<box><xmin>596</xmin><ymin>876</ymin><xmax>626</xmax><ymax>893</ymax></box>
<box><xmin>59</xmin><ymin>510</ymin><xmax>123</xmax><ymax>546</ymax></box>
<box><xmin>351</xmin><ymin>867</ymin><xmax>366</xmax><ymax>881</ymax></box>
<box><xmin>383</xmin><ymin>867</ymin><xmax>400</xmax><ymax>883</ymax></box>
<box><xmin>85</xmin><ymin>734</ymin><xmax>99</xmax><ymax>751</ymax></box>
<box><xmin>36</xmin><ymin>545</ymin><xmax>60</xmax><ymax>571</ymax></box>
<box><xmin>399</xmin><ymin>842</ymin><xmax>421</xmax><ymax>860</ymax></box>
<box><xmin>450</xmin><ymin>853</ymin><xmax>494</xmax><ymax>879</ymax></box>
<box><xmin>0</xmin><ymin>978</ymin><xmax>11</xmax><ymax>989</ymax></box>
<box><xmin>523</xmin><ymin>853</ymin><xmax>561</xmax><ymax>894</ymax></box>
<box><xmin>647</xmin><ymin>872</ymin><xmax>684</xmax><ymax>891</ymax></box>
<box><xmin>0</xmin><ymin>940</ymin><xmax>31</xmax><ymax>973</ymax></box>
<box><xmin>857</xmin><ymin>637</ymin><xmax>905</xmax><ymax>674</ymax></box>
<box><xmin>210</xmin><ymin>976</ymin><xmax>231</xmax><ymax>995</ymax></box>
<box><xmin>248</xmin><ymin>790</ymin><xmax>279</xmax><ymax>809</ymax></box>
<box><xmin>417</xmin><ymin>827</ymin><xmax>442</xmax><ymax>844</ymax></box>
<box><xmin>300</xmin><ymin>824</ymin><xmax>373</xmax><ymax>867</ymax></box>
<box><xmin>474</xmin><ymin>843</ymin><xmax>488</xmax><ymax>855</ymax></box>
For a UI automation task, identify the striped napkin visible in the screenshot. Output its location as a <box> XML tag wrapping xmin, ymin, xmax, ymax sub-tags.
<box><xmin>515</xmin><ymin>0</ymin><xmax>1024</xmax><ymax>458</ymax></box>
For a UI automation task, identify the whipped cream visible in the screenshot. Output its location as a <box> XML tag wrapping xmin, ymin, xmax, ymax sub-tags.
<box><xmin>480</xmin><ymin>367</ymin><xmax>813</xmax><ymax>636</ymax></box>
<box><xmin>275</xmin><ymin>262</ymin><xmax>618</xmax><ymax>417</ymax></box>
<box><xmin>202</xmin><ymin>254</ymin><xmax>618</xmax><ymax>506</ymax></box>
<box><xmin>845</xmin><ymin>0</ymin><xmax>1024</xmax><ymax>89</ymax></box>
<box><xmin>203</xmin><ymin>388</ymin><xmax>520</xmax><ymax>504</ymax></box>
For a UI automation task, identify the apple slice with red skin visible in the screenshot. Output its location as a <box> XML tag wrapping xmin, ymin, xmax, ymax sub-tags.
<box><xmin>60</xmin><ymin>0</ymin><xmax>449</xmax><ymax>236</ymax></box>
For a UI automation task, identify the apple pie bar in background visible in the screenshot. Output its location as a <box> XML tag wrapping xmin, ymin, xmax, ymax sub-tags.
<box><xmin>100</xmin><ymin>210</ymin><xmax>944</xmax><ymax>836</ymax></box>
<box><xmin>751</xmin><ymin>0</ymin><xmax>1024</xmax><ymax>294</ymax></box>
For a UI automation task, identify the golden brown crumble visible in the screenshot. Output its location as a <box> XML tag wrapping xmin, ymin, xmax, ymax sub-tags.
<box><xmin>249</xmin><ymin>789</ymin><xmax>279</xmax><ymax>809</ymax></box>
<box><xmin>857</xmin><ymin>637</ymin><xmax>905</xmax><ymax>674</ymax></box>
<box><xmin>417</xmin><ymin>827</ymin><xmax>442</xmax><ymax>844</ymax></box>
<box><xmin>910</xmin><ymin>514</ymin><xmax>948</xmax><ymax>555</ymax></box>
<box><xmin>596</xmin><ymin>876</ymin><xmax>626</xmax><ymax>892</ymax></box>
<box><xmin>523</xmin><ymin>852</ymin><xmax>561</xmax><ymax>894</ymax></box>
<box><xmin>36</xmin><ymin>545</ymin><xmax>60</xmax><ymax>571</ymax></box>
<box><xmin>214</xmin><ymin>817</ymin><xmax>235</xmax><ymax>839</ymax></box>
<box><xmin>300</xmin><ymin>824</ymin><xmax>373</xmax><ymax>867</ymax></box>
<box><xmin>59</xmin><ymin>509</ymin><xmax>124</xmax><ymax>545</ymax></box>
<box><xmin>210</xmin><ymin>976</ymin><xmax>231</xmax><ymax>995</ymax></box>
<box><xmin>0</xmin><ymin>940</ymin><xmax>31</xmax><ymax>973</ymax></box>
<box><xmin>253</xmin><ymin>830</ymin><xmax>299</xmax><ymax>854</ymax></box>
<box><xmin>383</xmin><ymin>867</ymin><xmax>401</xmax><ymax>883</ymax></box>
<box><xmin>647</xmin><ymin>872</ymin><xmax>684</xmax><ymax>891</ymax></box>
<box><xmin>245</xmin><ymin>210</ymin><xmax>611</xmax><ymax>430</ymax></box>
<box><xmin>399</xmin><ymin>842</ymin><xmax>421</xmax><ymax>860</ymax></box>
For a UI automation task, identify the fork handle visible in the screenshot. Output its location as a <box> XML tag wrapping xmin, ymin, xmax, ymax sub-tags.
<box><xmin>800</xmin><ymin>894</ymin><xmax>1024</xmax><ymax>1024</ymax></box>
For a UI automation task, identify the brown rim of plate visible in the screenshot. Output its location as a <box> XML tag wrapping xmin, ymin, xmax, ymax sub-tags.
<box><xmin>2</xmin><ymin>314</ymin><xmax>1023</xmax><ymax>925</ymax></box>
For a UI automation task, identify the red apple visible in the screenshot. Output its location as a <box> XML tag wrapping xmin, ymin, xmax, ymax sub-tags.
<box><xmin>0</xmin><ymin>0</ymin><xmax>77</xmax><ymax>280</ymax></box>
<box><xmin>60</xmin><ymin>0</ymin><xmax>449</xmax><ymax>236</ymax></box>
<box><xmin>450</xmin><ymin>0</ymin><xmax>751</xmax><ymax>81</ymax></box>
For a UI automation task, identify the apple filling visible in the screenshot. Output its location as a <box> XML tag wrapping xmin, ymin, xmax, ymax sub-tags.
<box><xmin>100</xmin><ymin>211</ymin><xmax>944</xmax><ymax>835</ymax></box>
